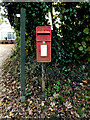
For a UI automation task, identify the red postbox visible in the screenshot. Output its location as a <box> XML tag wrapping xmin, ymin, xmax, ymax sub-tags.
<box><xmin>36</xmin><ymin>26</ymin><xmax>51</xmax><ymax>62</ymax></box>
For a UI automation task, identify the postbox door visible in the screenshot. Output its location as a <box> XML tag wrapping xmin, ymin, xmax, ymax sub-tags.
<box><xmin>36</xmin><ymin>41</ymin><xmax>51</xmax><ymax>62</ymax></box>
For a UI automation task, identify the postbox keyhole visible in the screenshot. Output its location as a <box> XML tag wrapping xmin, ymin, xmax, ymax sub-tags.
<box><xmin>43</xmin><ymin>41</ymin><xmax>45</xmax><ymax>44</ymax></box>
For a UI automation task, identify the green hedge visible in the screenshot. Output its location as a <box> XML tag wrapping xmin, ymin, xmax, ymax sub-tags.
<box><xmin>4</xmin><ymin>2</ymin><xmax>90</xmax><ymax>64</ymax></box>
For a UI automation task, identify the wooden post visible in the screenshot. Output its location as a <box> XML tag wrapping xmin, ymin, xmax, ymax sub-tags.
<box><xmin>20</xmin><ymin>8</ymin><xmax>26</xmax><ymax>102</ymax></box>
<box><xmin>42</xmin><ymin>63</ymin><xmax>45</xmax><ymax>92</ymax></box>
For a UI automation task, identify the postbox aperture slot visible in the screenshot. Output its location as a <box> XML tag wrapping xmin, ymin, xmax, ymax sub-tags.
<box><xmin>37</xmin><ymin>33</ymin><xmax>50</xmax><ymax>35</ymax></box>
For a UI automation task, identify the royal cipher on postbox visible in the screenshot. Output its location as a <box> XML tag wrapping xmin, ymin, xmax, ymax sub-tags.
<box><xmin>36</xmin><ymin>26</ymin><xmax>51</xmax><ymax>62</ymax></box>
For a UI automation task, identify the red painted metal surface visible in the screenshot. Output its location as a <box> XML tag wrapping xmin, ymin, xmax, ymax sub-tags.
<box><xmin>36</xmin><ymin>26</ymin><xmax>51</xmax><ymax>62</ymax></box>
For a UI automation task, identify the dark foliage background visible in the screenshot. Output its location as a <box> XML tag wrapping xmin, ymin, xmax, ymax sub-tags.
<box><xmin>2</xmin><ymin>2</ymin><xmax>90</xmax><ymax>65</ymax></box>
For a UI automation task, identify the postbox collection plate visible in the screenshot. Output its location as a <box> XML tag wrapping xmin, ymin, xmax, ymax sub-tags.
<box><xmin>36</xmin><ymin>26</ymin><xmax>51</xmax><ymax>62</ymax></box>
<box><xmin>41</xmin><ymin>45</ymin><xmax>47</xmax><ymax>56</ymax></box>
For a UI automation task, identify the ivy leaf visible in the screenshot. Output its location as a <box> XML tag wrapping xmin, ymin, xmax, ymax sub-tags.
<box><xmin>32</xmin><ymin>13</ymin><xmax>36</xmax><ymax>16</ymax></box>
<box><xmin>57</xmin><ymin>81</ymin><xmax>60</xmax><ymax>85</ymax></box>
<box><xmin>77</xmin><ymin>32</ymin><xmax>81</xmax><ymax>36</ymax></box>
<box><xmin>74</xmin><ymin>42</ymin><xmax>78</xmax><ymax>47</ymax></box>
<box><xmin>85</xmin><ymin>36</ymin><xmax>90</xmax><ymax>41</ymax></box>
<box><xmin>83</xmin><ymin>28</ymin><xmax>89</xmax><ymax>34</ymax></box>
<box><xmin>74</xmin><ymin>54</ymin><xmax>79</xmax><ymax>59</ymax></box>
<box><xmin>79</xmin><ymin>46</ymin><xmax>83</xmax><ymax>51</ymax></box>
<box><xmin>87</xmin><ymin>47</ymin><xmax>90</xmax><ymax>52</ymax></box>
<box><xmin>70</xmin><ymin>8</ymin><xmax>72</xmax><ymax>12</ymax></box>
<box><xmin>51</xmin><ymin>98</ymin><xmax>55</xmax><ymax>103</ymax></box>
<box><xmin>66</xmin><ymin>9</ymin><xmax>69</xmax><ymax>12</ymax></box>
<box><xmin>54</xmin><ymin>14</ymin><xmax>57</xmax><ymax>18</ymax></box>
<box><xmin>77</xmin><ymin>107</ymin><xmax>83</xmax><ymax>116</ymax></box>
<box><xmin>67</xmin><ymin>91</ymin><xmax>70</xmax><ymax>94</ymax></box>
<box><xmin>64</xmin><ymin>16</ymin><xmax>67</xmax><ymax>20</ymax></box>
<box><xmin>25</xmin><ymin>112</ymin><xmax>28</xmax><ymax>115</ymax></box>
<box><xmin>25</xmin><ymin>32</ymin><xmax>28</xmax><ymax>36</ymax></box>
<box><xmin>0</xmin><ymin>19</ymin><xmax>2</xmax><ymax>23</ymax></box>
<box><xmin>82</xmin><ymin>41</ymin><xmax>86</xmax><ymax>48</ymax></box>
<box><xmin>68</xmin><ymin>78</ymin><xmax>71</xmax><ymax>83</ymax></box>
